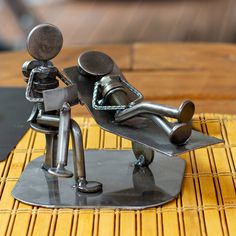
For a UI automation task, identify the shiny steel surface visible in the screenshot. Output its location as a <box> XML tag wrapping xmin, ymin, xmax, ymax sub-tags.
<box><xmin>27</xmin><ymin>24</ymin><xmax>63</xmax><ymax>61</ymax></box>
<box><xmin>78</xmin><ymin>51</ymin><xmax>114</xmax><ymax>77</ymax></box>
<box><xmin>43</xmin><ymin>84</ymin><xmax>79</xmax><ymax>112</ymax></box>
<box><xmin>12</xmin><ymin>150</ymin><xmax>186</xmax><ymax>209</ymax></box>
<box><xmin>92</xmin><ymin>64</ymin><xmax>193</xmax><ymax>145</ymax></box>
<box><xmin>30</xmin><ymin>122</ymin><xmax>58</xmax><ymax>170</ymax></box>
<box><xmin>132</xmin><ymin>142</ymin><xmax>154</xmax><ymax>166</ymax></box>
<box><xmin>92</xmin><ymin>75</ymin><xmax>143</xmax><ymax>111</ymax></box>
<box><xmin>144</xmin><ymin>114</ymin><xmax>192</xmax><ymax>145</ymax></box>
<box><xmin>70</xmin><ymin>120</ymin><xmax>86</xmax><ymax>180</ymax></box>
<box><xmin>63</xmin><ymin>66</ymin><xmax>222</xmax><ymax>156</ymax></box>
<box><xmin>36</xmin><ymin>114</ymin><xmax>60</xmax><ymax>128</ymax></box>
<box><xmin>70</xmin><ymin>119</ymin><xmax>103</xmax><ymax>193</ymax></box>
<box><xmin>48</xmin><ymin>103</ymin><xmax>73</xmax><ymax>178</ymax></box>
<box><xmin>115</xmin><ymin>101</ymin><xmax>195</xmax><ymax>123</ymax></box>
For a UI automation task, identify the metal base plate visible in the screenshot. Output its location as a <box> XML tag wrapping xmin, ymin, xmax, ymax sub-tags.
<box><xmin>12</xmin><ymin>150</ymin><xmax>185</xmax><ymax>209</ymax></box>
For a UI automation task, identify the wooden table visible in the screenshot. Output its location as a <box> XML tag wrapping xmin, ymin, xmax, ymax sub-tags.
<box><xmin>1</xmin><ymin>43</ymin><xmax>236</xmax><ymax>115</ymax></box>
<box><xmin>0</xmin><ymin>43</ymin><xmax>236</xmax><ymax>236</ymax></box>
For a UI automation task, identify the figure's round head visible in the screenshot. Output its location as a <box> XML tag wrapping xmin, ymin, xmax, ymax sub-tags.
<box><xmin>26</xmin><ymin>23</ymin><xmax>63</xmax><ymax>61</ymax></box>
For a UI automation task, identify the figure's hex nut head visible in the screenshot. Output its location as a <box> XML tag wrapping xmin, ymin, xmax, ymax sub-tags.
<box><xmin>27</xmin><ymin>23</ymin><xmax>63</xmax><ymax>61</ymax></box>
<box><xmin>99</xmin><ymin>75</ymin><xmax>125</xmax><ymax>99</ymax></box>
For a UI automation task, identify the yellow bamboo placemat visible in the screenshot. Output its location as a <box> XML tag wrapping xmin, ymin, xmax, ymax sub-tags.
<box><xmin>0</xmin><ymin>114</ymin><xmax>235</xmax><ymax>236</ymax></box>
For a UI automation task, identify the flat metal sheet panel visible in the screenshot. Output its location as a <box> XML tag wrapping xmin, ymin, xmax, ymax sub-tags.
<box><xmin>43</xmin><ymin>84</ymin><xmax>79</xmax><ymax>111</ymax></box>
<box><xmin>63</xmin><ymin>66</ymin><xmax>223</xmax><ymax>156</ymax></box>
<box><xmin>12</xmin><ymin>150</ymin><xmax>186</xmax><ymax>209</ymax></box>
<box><xmin>0</xmin><ymin>87</ymin><xmax>32</xmax><ymax>161</ymax></box>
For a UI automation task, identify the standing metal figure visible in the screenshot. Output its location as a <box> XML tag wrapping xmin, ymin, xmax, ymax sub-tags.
<box><xmin>22</xmin><ymin>24</ymin><xmax>102</xmax><ymax>193</ymax></box>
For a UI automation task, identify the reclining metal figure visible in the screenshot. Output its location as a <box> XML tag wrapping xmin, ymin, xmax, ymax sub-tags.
<box><xmin>91</xmin><ymin>74</ymin><xmax>195</xmax><ymax>166</ymax></box>
<box><xmin>22</xmin><ymin>24</ymin><xmax>102</xmax><ymax>193</ymax></box>
<box><xmin>64</xmin><ymin>50</ymin><xmax>218</xmax><ymax>167</ymax></box>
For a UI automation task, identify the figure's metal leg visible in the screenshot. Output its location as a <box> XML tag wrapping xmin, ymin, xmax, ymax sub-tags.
<box><xmin>71</xmin><ymin>119</ymin><xmax>102</xmax><ymax>193</ymax></box>
<box><xmin>35</xmin><ymin>113</ymin><xmax>60</xmax><ymax>170</ymax></box>
<box><xmin>144</xmin><ymin>114</ymin><xmax>192</xmax><ymax>145</ymax></box>
<box><xmin>115</xmin><ymin>101</ymin><xmax>195</xmax><ymax>123</ymax></box>
<box><xmin>48</xmin><ymin>103</ymin><xmax>73</xmax><ymax>178</ymax></box>
<box><xmin>42</xmin><ymin>133</ymin><xmax>58</xmax><ymax>170</ymax></box>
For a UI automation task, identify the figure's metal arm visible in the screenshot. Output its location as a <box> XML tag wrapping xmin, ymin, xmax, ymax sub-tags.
<box><xmin>57</xmin><ymin>70</ymin><xmax>73</xmax><ymax>86</ymax></box>
<box><xmin>57</xmin><ymin>69</ymin><xmax>83</xmax><ymax>105</ymax></box>
<box><xmin>25</xmin><ymin>69</ymin><xmax>44</xmax><ymax>102</ymax></box>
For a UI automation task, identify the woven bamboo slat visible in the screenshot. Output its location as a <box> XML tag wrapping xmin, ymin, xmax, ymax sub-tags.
<box><xmin>0</xmin><ymin>114</ymin><xmax>235</xmax><ymax>236</ymax></box>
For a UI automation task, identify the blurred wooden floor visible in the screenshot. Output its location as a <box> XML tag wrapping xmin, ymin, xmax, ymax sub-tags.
<box><xmin>1</xmin><ymin>0</ymin><xmax>236</xmax><ymax>49</ymax></box>
<box><xmin>1</xmin><ymin>43</ymin><xmax>236</xmax><ymax>115</ymax></box>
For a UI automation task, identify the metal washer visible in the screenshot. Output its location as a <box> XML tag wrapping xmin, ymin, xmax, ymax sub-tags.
<box><xmin>27</xmin><ymin>23</ymin><xmax>63</xmax><ymax>61</ymax></box>
<box><xmin>78</xmin><ymin>51</ymin><xmax>114</xmax><ymax>77</ymax></box>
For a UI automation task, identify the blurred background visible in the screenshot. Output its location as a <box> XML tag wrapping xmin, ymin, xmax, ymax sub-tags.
<box><xmin>1</xmin><ymin>0</ymin><xmax>236</xmax><ymax>51</ymax></box>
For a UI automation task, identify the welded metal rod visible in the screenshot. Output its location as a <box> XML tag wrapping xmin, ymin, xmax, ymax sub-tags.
<box><xmin>36</xmin><ymin>114</ymin><xmax>60</xmax><ymax>127</ymax></box>
<box><xmin>70</xmin><ymin>119</ymin><xmax>86</xmax><ymax>181</ymax></box>
<box><xmin>56</xmin><ymin>103</ymin><xmax>71</xmax><ymax>167</ymax></box>
<box><xmin>42</xmin><ymin>133</ymin><xmax>58</xmax><ymax>170</ymax></box>
<box><xmin>35</xmin><ymin>113</ymin><xmax>60</xmax><ymax>170</ymax></box>
<box><xmin>115</xmin><ymin>101</ymin><xmax>195</xmax><ymax>123</ymax></box>
<box><xmin>48</xmin><ymin>103</ymin><xmax>73</xmax><ymax>178</ymax></box>
<box><xmin>142</xmin><ymin>114</ymin><xmax>192</xmax><ymax>145</ymax></box>
<box><xmin>71</xmin><ymin>119</ymin><xmax>103</xmax><ymax>193</ymax></box>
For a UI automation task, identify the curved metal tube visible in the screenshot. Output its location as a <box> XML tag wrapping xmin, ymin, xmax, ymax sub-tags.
<box><xmin>48</xmin><ymin>103</ymin><xmax>73</xmax><ymax>178</ymax></box>
<box><xmin>70</xmin><ymin>119</ymin><xmax>86</xmax><ymax>181</ymax></box>
<box><xmin>70</xmin><ymin>120</ymin><xmax>102</xmax><ymax>193</ymax></box>
<box><xmin>56</xmin><ymin>103</ymin><xmax>71</xmax><ymax>167</ymax></box>
<box><xmin>115</xmin><ymin>100</ymin><xmax>195</xmax><ymax>123</ymax></box>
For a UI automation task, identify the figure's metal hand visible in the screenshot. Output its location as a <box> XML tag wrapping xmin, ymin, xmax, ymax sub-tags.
<box><xmin>57</xmin><ymin>70</ymin><xmax>73</xmax><ymax>86</ymax></box>
<box><xmin>25</xmin><ymin>68</ymin><xmax>44</xmax><ymax>103</ymax></box>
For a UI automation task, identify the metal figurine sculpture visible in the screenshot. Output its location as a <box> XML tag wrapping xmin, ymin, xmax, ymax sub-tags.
<box><xmin>12</xmin><ymin>24</ymin><xmax>222</xmax><ymax>209</ymax></box>
<box><xmin>92</xmin><ymin>75</ymin><xmax>194</xmax><ymax>165</ymax></box>
<box><xmin>21</xmin><ymin>24</ymin><xmax>102</xmax><ymax>193</ymax></box>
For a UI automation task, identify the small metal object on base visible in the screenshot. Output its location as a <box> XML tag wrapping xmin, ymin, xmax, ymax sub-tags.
<box><xmin>12</xmin><ymin>150</ymin><xmax>185</xmax><ymax>209</ymax></box>
<box><xmin>132</xmin><ymin>142</ymin><xmax>154</xmax><ymax>167</ymax></box>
